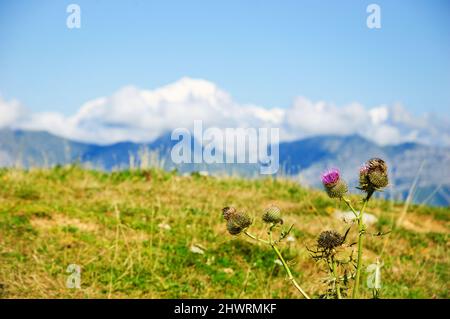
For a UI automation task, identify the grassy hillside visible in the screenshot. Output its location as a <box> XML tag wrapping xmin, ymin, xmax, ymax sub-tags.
<box><xmin>0</xmin><ymin>166</ymin><xmax>448</xmax><ymax>298</ymax></box>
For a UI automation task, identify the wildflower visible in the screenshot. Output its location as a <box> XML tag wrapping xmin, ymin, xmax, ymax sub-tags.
<box><xmin>262</xmin><ymin>205</ymin><xmax>283</xmax><ymax>224</ymax></box>
<box><xmin>321</xmin><ymin>168</ymin><xmax>348</xmax><ymax>198</ymax></box>
<box><xmin>359</xmin><ymin>158</ymin><xmax>388</xmax><ymax>192</ymax></box>
<box><xmin>223</xmin><ymin>207</ymin><xmax>252</xmax><ymax>235</ymax></box>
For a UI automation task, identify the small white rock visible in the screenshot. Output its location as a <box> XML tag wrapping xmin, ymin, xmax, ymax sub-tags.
<box><xmin>286</xmin><ymin>235</ymin><xmax>296</xmax><ymax>243</ymax></box>
<box><xmin>274</xmin><ymin>259</ymin><xmax>283</xmax><ymax>266</ymax></box>
<box><xmin>190</xmin><ymin>244</ymin><xmax>205</xmax><ymax>254</ymax></box>
<box><xmin>158</xmin><ymin>223</ymin><xmax>171</xmax><ymax>230</ymax></box>
<box><xmin>223</xmin><ymin>268</ymin><xmax>234</xmax><ymax>274</ymax></box>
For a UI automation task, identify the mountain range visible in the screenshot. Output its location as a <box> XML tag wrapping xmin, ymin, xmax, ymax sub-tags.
<box><xmin>1</xmin><ymin>129</ymin><xmax>449</xmax><ymax>207</ymax></box>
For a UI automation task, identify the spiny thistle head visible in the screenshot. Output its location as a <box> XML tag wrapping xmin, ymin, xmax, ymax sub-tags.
<box><xmin>222</xmin><ymin>207</ymin><xmax>252</xmax><ymax>235</ymax></box>
<box><xmin>262</xmin><ymin>205</ymin><xmax>283</xmax><ymax>224</ymax></box>
<box><xmin>359</xmin><ymin>158</ymin><xmax>388</xmax><ymax>192</ymax></box>
<box><xmin>321</xmin><ymin>168</ymin><xmax>348</xmax><ymax>198</ymax></box>
<box><xmin>359</xmin><ymin>164</ymin><xmax>370</xmax><ymax>189</ymax></box>
<box><xmin>317</xmin><ymin>230</ymin><xmax>345</xmax><ymax>250</ymax></box>
<box><xmin>222</xmin><ymin>206</ymin><xmax>237</xmax><ymax>221</ymax></box>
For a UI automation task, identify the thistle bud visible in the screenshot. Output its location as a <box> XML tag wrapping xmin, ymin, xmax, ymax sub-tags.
<box><xmin>262</xmin><ymin>205</ymin><xmax>283</xmax><ymax>224</ymax></box>
<box><xmin>222</xmin><ymin>206</ymin><xmax>237</xmax><ymax>221</ymax></box>
<box><xmin>359</xmin><ymin>158</ymin><xmax>388</xmax><ymax>192</ymax></box>
<box><xmin>223</xmin><ymin>207</ymin><xmax>252</xmax><ymax>235</ymax></box>
<box><xmin>226</xmin><ymin>211</ymin><xmax>252</xmax><ymax>235</ymax></box>
<box><xmin>321</xmin><ymin>168</ymin><xmax>348</xmax><ymax>198</ymax></box>
<box><xmin>317</xmin><ymin>230</ymin><xmax>345</xmax><ymax>250</ymax></box>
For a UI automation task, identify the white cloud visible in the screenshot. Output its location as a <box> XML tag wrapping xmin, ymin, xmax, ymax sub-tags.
<box><xmin>0</xmin><ymin>96</ymin><xmax>27</xmax><ymax>128</ymax></box>
<box><xmin>0</xmin><ymin>77</ymin><xmax>449</xmax><ymax>147</ymax></box>
<box><xmin>369</xmin><ymin>106</ymin><xmax>389</xmax><ymax>125</ymax></box>
<box><xmin>283</xmin><ymin>98</ymin><xmax>369</xmax><ymax>139</ymax></box>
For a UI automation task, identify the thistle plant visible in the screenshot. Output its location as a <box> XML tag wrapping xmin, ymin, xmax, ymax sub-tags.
<box><xmin>321</xmin><ymin>158</ymin><xmax>389</xmax><ymax>298</ymax></box>
<box><xmin>222</xmin><ymin>206</ymin><xmax>310</xmax><ymax>299</ymax></box>
<box><xmin>308</xmin><ymin>228</ymin><xmax>353</xmax><ymax>299</ymax></box>
<box><xmin>221</xmin><ymin>158</ymin><xmax>388</xmax><ymax>299</ymax></box>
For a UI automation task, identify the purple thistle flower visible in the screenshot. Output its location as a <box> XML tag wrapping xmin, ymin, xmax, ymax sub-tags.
<box><xmin>321</xmin><ymin>168</ymin><xmax>340</xmax><ymax>186</ymax></box>
<box><xmin>321</xmin><ymin>168</ymin><xmax>348</xmax><ymax>198</ymax></box>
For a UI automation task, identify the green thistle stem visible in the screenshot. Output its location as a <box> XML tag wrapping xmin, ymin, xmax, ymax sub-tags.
<box><xmin>269</xmin><ymin>230</ymin><xmax>310</xmax><ymax>299</ymax></box>
<box><xmin>342</xmin><ymin>196</ymin><xmax>369</xmax><ymax>299</ymax></box>
<box><xmin>342</xmin><ymin>197</ymin><xmax>359</xmax><ymax>219</ymax></box>
<box><xmin>243</xmin><ymin>231</ymin><xmax>270</xmax><ymax>244</ymax></box>
<box><xmin>271</xmin><ymin>243</ymin><xmax>310</xmax><ymax>299</ymax></box>
<box><xmin>271</xmin><ymin>245</ymin><xmax>311</xmax><ymax>299</ymax></box>
<box><xmin>331</xmin><ymin>256</ymin><xmax>342</xmax><ymax>299</ymax></box>
<box><xmin>244</xmin><ymin>230</ymin><xmax>310</xmax><ymax>299</ymax></box>
<box><xmin>352</xmin><ymin>198</ymin><xmax>368</xmax><ymax>298</ymax></box>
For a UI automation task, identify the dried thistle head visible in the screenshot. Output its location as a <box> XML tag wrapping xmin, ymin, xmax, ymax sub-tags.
<box><xmin>222</xmin><ymin>207</ymin><xmax>252</xmax><ymax>235</ymax></box>
<box><xmin>317</xmin><ymin>230</ymin><xmax>345</xmax><ymax>250</ymax></box>
<box><xmin>308</xmin><ymin>229</ymin><xmax>349</xmax><ymax>262</ymax></box>
<box><xmin>262</xmin><ymin>205</ymin><xmax>283</xmax><ymax>225</ymax></box>
<box><xmin>321</xmin><ymin>168</ymin><xmax>348</xmax><ymax>199</ymax></box>
<box><xmin>359</xmin><ymin>158</ymin><xmax>388</xmax><ymax>193</ymax></box>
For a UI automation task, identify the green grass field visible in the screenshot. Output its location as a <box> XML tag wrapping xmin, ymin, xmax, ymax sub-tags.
<box><xmin>0</xmin><ymin>166</ymin><xmax>448</xmax><ymax>298</ymax></box>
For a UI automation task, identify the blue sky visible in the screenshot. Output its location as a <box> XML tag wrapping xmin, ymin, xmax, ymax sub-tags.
<box><xmin>0</xmin><ymin>0</ymin><xmax>449</xmax><ymax>116</ymax></box>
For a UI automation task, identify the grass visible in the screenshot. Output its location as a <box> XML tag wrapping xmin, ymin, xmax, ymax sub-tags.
<box><xmin>0</xmin><ymin>165</ymin><xmax>448</xmax><ymax>298</ymax></box>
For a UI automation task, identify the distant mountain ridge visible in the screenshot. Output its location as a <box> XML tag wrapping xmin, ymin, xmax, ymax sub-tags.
<box><xmin>1</xmin><ymin>129</ymin><xmax>449</xmax><ymax>206</ymax></box>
